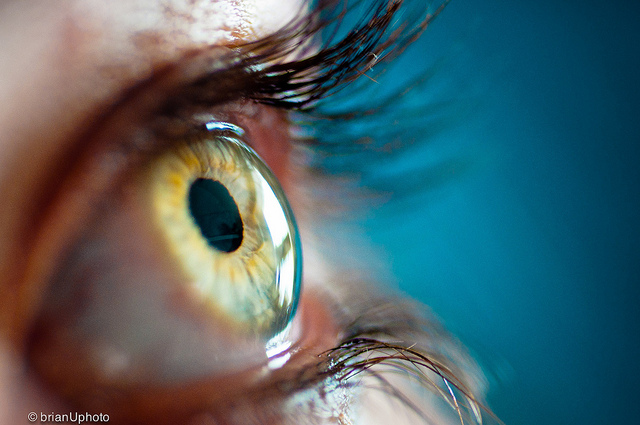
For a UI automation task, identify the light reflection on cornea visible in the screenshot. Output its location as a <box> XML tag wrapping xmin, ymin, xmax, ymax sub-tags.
<box><xmin>204</xmin><ymin>121</ymin><xmax>245</xmax><ymax>136</ymax></box>
<box><xmin>259</xmin><ymin>175</ymin><xmax>289</xmax><ymax>246</ymax></box>
<box><xmin>266</xmin><ymin>322</ymin><xmax>293</xmax><ymax>359</ymax></box>
<box><xmin>267</xmin><ymin>352</ymin><xmax>292</xmax><ymax>370</ymax></box>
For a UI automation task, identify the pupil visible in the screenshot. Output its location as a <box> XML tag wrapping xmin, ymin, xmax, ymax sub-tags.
<box><xmin>188</xmin><ymin>178</ymin><xmax>243</xmax><ymax>253</ymax></box>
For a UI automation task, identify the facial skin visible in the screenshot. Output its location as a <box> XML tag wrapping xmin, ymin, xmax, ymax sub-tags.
<box><xmin>0</xmin><ymin>1</ymin><xmax>485</xmax><ymax>424</ymax></box>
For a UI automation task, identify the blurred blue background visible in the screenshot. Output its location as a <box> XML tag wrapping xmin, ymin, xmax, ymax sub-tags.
<box><xmin>369</xmin><ymin>1</ymin><xmax>640</xmax><ymax>424</ymax></box>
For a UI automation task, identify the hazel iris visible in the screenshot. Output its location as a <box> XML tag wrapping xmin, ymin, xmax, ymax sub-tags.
<box><xmin>147</xmin><ymin>126</ymin><xmax>302</xmax><ymax>338</ymax></box>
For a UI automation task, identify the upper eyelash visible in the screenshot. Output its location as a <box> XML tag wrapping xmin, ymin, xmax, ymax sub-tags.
<box><xmin>168</xmin><ymin>0</ymin><xmax>449</xmax><ymax>112</ymax></box>
<box><xmin>154</xmin><ymin>0</ymin><xmax>456</xmax><ymax>199</ymax></box>
<box><xmin>242</xmin><ymin>0</ymin><xmax>448</xmax><ymax>109</ymax></box>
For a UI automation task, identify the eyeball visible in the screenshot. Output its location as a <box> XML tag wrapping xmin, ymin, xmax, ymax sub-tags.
<box><xmin>148</xmin><ymin>125</ymin><xmax>302</xmax><ymax>338</ymax></box>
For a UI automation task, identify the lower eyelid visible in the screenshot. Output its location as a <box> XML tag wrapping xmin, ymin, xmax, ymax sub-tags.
<box><xmin>24</xmin><ymin>287</ymin><xmax>341</xmax><ymax>424</ymax></box>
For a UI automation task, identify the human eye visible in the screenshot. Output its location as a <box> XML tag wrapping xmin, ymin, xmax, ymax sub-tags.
<box><xmin>0</xmin><ymin>0</ymin><xmax>496</xmax><ymax>424</ymax></box>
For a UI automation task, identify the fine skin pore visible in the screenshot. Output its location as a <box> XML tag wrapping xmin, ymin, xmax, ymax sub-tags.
<box><xmin>0</xmin><ymin>1</ymin><xmax>486</xmax><ymax>424</ymax></box>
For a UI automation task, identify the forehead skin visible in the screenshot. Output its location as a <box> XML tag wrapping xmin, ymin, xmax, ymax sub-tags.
<box><xmin>0</xmin><ymin>0</ymin><xmax>303</xmax><ymax>323</ymax></box>
<box><xmin>0</xmin><ymin>0</ymin><xmax>303</xmax><ymax>419</ymax></box>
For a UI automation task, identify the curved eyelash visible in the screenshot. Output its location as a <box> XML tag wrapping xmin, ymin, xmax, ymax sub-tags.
<box><xmin>173</xmin><ymin>0</ymin><xmax>449</xmax><ymax>110</ymax></box>
<box><xmin>264</xmin><ymin>295</ymin><xmax>498</xmax><ymax>425</ymax></box>
<box><xmin>323</xmin><ymin>339</ymin><xmax>481</xmax><ymax>424</ymax></box>
<box><xmin>321</xmin><ymin>338</ymin><xmax>498</xmax><ymax>425</ymax></box>
<box><xmin>240</xmin><ymin>0</ymin><xmax>449</xmax><ymax>109</ymax></box>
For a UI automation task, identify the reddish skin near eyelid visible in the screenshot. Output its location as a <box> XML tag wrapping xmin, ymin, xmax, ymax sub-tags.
<box><xmin>235</xmin><ymin>105</ymin><xmax>294</xmax><ymax>190</ymax></box>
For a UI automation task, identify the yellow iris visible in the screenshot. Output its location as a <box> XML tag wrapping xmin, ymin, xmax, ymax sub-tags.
<box><xmin>145</xmin><ymin>126</ymin><xmax>301</xmax><ymax>339</ymax></box>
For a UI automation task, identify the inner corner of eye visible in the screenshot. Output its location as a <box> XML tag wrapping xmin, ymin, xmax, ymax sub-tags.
<box><xmin>188</xmin><ymin>177</ymin><xmax>243</xmax><ymax>253</ymax></box>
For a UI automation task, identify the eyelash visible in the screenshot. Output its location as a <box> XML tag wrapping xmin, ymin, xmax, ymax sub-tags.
<box><xmin>170</xmin><ymin>0</ymin><xmax>447</xmax><ymax>110</ymax></box>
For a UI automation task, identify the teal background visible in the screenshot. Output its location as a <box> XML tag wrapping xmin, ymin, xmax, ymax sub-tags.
<box><xmin>370</xmin><ymin>2</ymin><xmax>640</xmax><ymax>424</ymax></box>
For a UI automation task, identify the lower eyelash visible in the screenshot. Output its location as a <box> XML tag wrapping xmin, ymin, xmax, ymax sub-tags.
<box><xmin>322</xmin><ymin>340</ymin><xmax>489</xmax><ymax>425</ymax></box>
<box><xmin>313</xmin><ymin>290</ymin><xmax>495</xmax><ymax>425</ymax></box>
<box><xmin>258</xmin><ymin>298</ymin><xmax>496</xmax><ymax>425</ymax></box>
